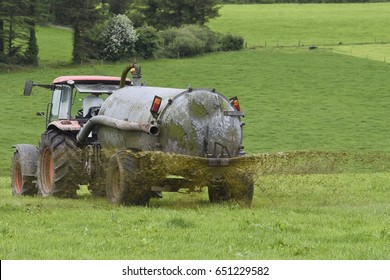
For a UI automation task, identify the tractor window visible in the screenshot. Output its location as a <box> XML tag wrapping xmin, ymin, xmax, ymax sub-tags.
<box><xmin>50</xmin><ymin>85</ymin><xmax>72</xmax><ymax>121</ymax></box>
<box><xmin>72</xmin><ymin>92</ymin><xmax>110</xmax><ymax>118</ymax></box>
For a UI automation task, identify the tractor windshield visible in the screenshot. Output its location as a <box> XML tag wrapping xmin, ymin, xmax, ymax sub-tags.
<box><xmin>46</xmin><ymin>76</ymin><xmax>126</xmax><ymax>125</ymax></box>
<box><xmin>72</xmin><ymin>83</ymin><xmax>117</xmax><ymax>119</ymax></box>
<box><xmin>74</xmin><ymin>83</ymin><xmax>120</xmax><ymax>94</ymax></box>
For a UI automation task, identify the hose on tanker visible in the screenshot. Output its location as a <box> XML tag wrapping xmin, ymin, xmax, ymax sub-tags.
<box><xmin>76</xmin><ymin>115</ymin><xmax>159</xmax><ymax>144</ymax></box>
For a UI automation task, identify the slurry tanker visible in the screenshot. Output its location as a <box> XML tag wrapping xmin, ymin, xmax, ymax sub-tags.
<box><xmin>11</xmin><ymin>64</ymin><xmax>253</xmax><ymax>206</ymax></box>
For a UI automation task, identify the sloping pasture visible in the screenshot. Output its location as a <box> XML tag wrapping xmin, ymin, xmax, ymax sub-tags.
<box><xmin>208</xmin><ymin>3</ymin><xmax>390</xmax><ymax>48</ymax></box>
<box><xmin>208</xmin><ymin>3</ymin><xmax>390</xmax><ymax>63</ymax></box>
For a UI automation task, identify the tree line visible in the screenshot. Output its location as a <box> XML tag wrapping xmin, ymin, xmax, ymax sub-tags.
<box><xmin>0</xmin><ymin>0</ymin><xmax>41</xmax><ymax>65</ymax></box>
<box><xmin>4</xmin><ymin>0</ymin><xmax>377</xmax><ymax>66</ymax></box>
<box><xmin>220</xmin><ymin>0</ymin><xmax>390</xmax><ymax>3</ymax></box>
<box><xmin>1</xmin><ymin>0</ymin><xmax>238</xmax><ymax>66</ymax></box>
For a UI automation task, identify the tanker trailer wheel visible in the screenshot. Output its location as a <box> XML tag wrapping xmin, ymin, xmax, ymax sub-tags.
<box><xmin>88</xmin><ymin>160</ymin><xmax>107</xmax><ymax>197</ymax></box>
<box><xmin>106</xmin><ymin>151</ymin><xmax>151</xmax><ymax>206</ymax></box>
<box><xmin>208</xmin><ymin>174</ymin><xmax>254</xmax><ymax>207</ymax></box>
<box><xmin>37</xmin><ymin>129</ymin><xmax>82</xmax><ymax>197</ymax></box>
<box><xmin>208</xmin><ymin>177</ymin><xmax>231</xmax><ymax>204</ymax></box>
<box><xmin>88</xmin><ymin>178</ymin><xmax>106</xmax><ymax>197</ymax></box>
<box><xmin>11</xmin><ymin>148</ymin><xmax>38</xmax><ymax>196</ymax></box>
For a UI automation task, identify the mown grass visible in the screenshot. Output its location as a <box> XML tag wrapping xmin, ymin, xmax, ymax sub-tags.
<box><xmin>1</xmin><ymin>3</ymin><xmax>390</xmax><ymax>260</ymax></box>
<box><xmin>208</xmin><ymin>3</ymin><xmax>390</xmax><ymax>48</ymax></box>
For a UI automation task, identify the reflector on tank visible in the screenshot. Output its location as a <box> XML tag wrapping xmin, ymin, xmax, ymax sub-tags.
<box><xmin>150</xmin><ymin>95</ymin><xmax>162</xmax><ymax>116</ymax></box>
<box><xmin>229</xmin><ymin>96</ymin><xmax>241</xmax><ymax>111</ymax></box>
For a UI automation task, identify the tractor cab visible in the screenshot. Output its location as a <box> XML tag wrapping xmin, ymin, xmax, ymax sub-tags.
<box><xmin>24</xmin><ymin>76</ymin><xmax>131</xmax><ymax>128</ymax></box>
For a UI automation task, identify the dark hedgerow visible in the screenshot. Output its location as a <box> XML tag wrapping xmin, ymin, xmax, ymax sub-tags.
<box><xmin>159</xmin><ymin>25</ymin><xmax>221</xmax><ymax>58</ymax></box>
<box><xmin>134</xmin><ymin>25</ymin><xmax>161</xmax><ymax>59</ymax></box>
<box><xmin>220</xmin><ymin>33</ymin><xmax>244</xmax><ymax>51</ymax></box>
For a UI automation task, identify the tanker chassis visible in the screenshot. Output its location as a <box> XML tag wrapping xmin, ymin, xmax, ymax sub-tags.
<box><xmin>11</xmin><ymin>65</ymin><xmax>254</xmax><ymax>206</ymax></box>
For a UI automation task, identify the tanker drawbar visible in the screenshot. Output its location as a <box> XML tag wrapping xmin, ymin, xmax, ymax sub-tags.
<box><xmin>11</xmin><ymin>63</ymin><xmax>254</xmax><ymax>207</ymax></box>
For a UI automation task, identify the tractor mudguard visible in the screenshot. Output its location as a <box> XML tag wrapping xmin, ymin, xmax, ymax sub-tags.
<box><xmin>12</xmin><ymin>144</ymin><xmax>39</xmax><ymax>176</ymax></box>
<box><xmin>47</xmin><ymin>120</ymin><xmax>81</xmax><ymax>131</ymax></box>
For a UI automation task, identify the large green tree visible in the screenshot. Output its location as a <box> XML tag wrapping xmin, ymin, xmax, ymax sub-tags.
<box><xmin>52</xmin><ymin>0</ymin><xmax>102</xmax><ymax>63</ymax></box>
<box><xmin>24</xmin><ymin>0</ymin><xmax>38</xmax><ymax>65</ymax></box>
<box><xmin>108</xmin><ymin>0</ymin><xmax>132</xmax><ymax>15</ymax></box>
<box><xmin>0</xmin><ymin>0</ymin><xmax>39</xmax><ymax>65</ymax></box>
<box><xmin>0</xmin><ymin>6</ymin><xmax>4</xmax><ymax>55</ymax></box>
<box><xmin>190</xmin><ymin>0</ymin><xmax>220</xmax><ymax>25</ymax></box>
<box><xmin>100</xmin><ymin>14</ymin><xmax>138</xmax><ymax>61</ymax></box>
<box><xmin>135</xmin><ymin>0</ymin><xmax>220</xmax><ymax>30</ymax></box>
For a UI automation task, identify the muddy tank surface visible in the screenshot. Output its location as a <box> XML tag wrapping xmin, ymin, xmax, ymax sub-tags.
<box><xmin>97</xmin><ymin>85</ymin><xmax>244</xmax><ymax>158</ymax></box>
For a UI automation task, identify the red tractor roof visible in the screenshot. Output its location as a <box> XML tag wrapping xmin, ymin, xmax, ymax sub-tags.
<box><xmin>53</xmin><ymin>76</ymin><xmax>131</xmax><ymax>85</ymax></box>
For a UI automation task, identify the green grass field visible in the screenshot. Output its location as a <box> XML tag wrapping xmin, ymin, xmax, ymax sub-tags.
<box><xmin>208</xmin><ymin>3</ymin><xmax>390</xmax><ymax>63</ymax></box>
<box><xmin>1</xmin><ymin>3</ymin><xmax>390</xmax><ymax>260</ymax></box>
<box><xmin>333</xmin><ymin>43</ymin><xmax>390</xmax><ymax>63</ymax></box>
<box><xmin>208</xmin><ymin>3</ymin><xmax>390</xmax><ymax>48</ymax></box>
<box><xmin>36</xmin><ymin>25</ymin><xmax>73</xmax><ymax>65</ymax></box>
<box><xmin>1</xmin><ymin>172</ymin><xmax>390</xmax><ymax>260</ymax></box>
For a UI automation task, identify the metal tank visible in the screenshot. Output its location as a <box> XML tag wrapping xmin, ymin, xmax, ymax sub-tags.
<box><xmin>96</xmin><ymin>85</ymin><xmax>245</xmax><ymax>158</ymax></box>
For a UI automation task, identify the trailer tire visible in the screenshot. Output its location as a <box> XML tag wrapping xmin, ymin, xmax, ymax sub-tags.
<box><xmin>208</xmin><ymin>178</ymin><xmax>230</xmax><ymax>203</ymax></box>
<box><xmin>208</xmin><ymin>174</ymin><xmax>254</xmax><ymax>207</ymax></box>
<box><xmin>11</xmin><ymin>150</ymin><xmax>38</xmax><ymax>196</ymax></box>
<box><xmin>106</xmin><ymin>151</ymin><xmax>151</xmax><ymax>206</ymax></box>
<box><xmin>232</xmin><ymin>176</ymin><xmax>254</xmax><ymax>207</ymax></box>
<box><xmin>88</xmin><ymin>179</ymin><xmax>106</xmax><ymax>197</ymax></box>
<box><xmin>37</xmin><ymin>130</ymin><xmax>81</xmax><ymax>197</ymax></box>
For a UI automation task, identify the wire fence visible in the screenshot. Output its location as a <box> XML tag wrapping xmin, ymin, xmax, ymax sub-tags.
<box><xmin>246</xmin><ymin>39</ymin><xmax>390</xmax><ymax>63</ymax></box>
<box><xmin>247</xmin><ymin>38</ymin><xmax>390</xmax><ymax>48</ymax></box>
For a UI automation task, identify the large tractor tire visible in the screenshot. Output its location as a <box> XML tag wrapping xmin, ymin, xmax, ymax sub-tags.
<box><xmin>208</xmin><ymin>173</ymin><xmax>254</xmax><ymax>207</ymax></box>
<box><xmin>11</xmin><ymin>145</ymin><xmax>38</xmax><ymax>196</ymax></box>
<box><xmin>37</xmin><ymin>129</ymin><xmax>82</xmax><ymax>197</ymax></box>
<box><xmin>106</xmin><ymin>151</ymin><xmax>151</xmax><ymax>206</ymax></box>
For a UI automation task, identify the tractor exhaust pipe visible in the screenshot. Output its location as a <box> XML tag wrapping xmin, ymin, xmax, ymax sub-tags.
<box><xmin>76</xmin><ymin>115</ymin><xmax>159</xmax><ymax>144</ymax></box>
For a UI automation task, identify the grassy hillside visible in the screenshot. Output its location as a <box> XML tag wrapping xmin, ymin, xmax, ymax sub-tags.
<box><xmin>36</xmin><ymin>25</ymin><xmax>73</xmax><ymax>65</ymax></box>
<box><xmin>333</xmin><ymin>44</ymin><xmax>390</xmax><ymax>63</ymax></box>
<box><xmin>2</xmin><ymin>48</ymin><xmax>390</xmax><ymax>175</ymax></box>
<box><xmin>208</xmin><ymin>3</ymin><xmax>390</xmax><ymax>64</ymax></box>
<box><xmin>208</xmin><ymin>3</ymin><xmax>390</xmax><ymax>48</ymax></box>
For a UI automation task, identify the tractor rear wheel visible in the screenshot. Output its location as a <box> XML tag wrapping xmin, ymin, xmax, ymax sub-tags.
<box><xmin>11</xmin><ymin>151</ymin><xmax>37</xmax><ymax>196</ymax></box>
<box><xmin>37</xmin><ymin>129</ymin><xmax>81</xmax><ymax>197</ymax></box>
<box><xmin>106</xmin><ymin>151</ymin><xmax>151</xmax><ymax>206</ymax></box>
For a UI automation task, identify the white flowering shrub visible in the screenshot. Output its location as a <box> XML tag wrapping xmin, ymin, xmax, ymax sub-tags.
<box><xmin>101</xmin><ymin>15</ymin><xmax>138</xmax><ymax>61</ymax></box>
